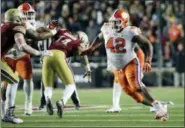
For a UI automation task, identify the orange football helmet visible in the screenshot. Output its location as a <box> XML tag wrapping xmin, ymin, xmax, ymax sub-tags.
<box><xmin>18</xmin><ymin>3</ymin><xmax>36</xmax><ymax>25</ymax></box>
<box><xmin>109</xmin><ymin>9</ymin><xmax>129</xmax><ymax>31</ymax></box>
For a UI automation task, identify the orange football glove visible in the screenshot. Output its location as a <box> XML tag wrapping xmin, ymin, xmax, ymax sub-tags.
<box><xmin>143</xmin><ymin>57</ymin><xmax>152</xmax><ymax>72</ymax></box>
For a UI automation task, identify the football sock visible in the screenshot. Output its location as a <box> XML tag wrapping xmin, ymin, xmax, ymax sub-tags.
<box><xmin>141</xmin><ymin>98</ymin><xmax>153</xmax><ymax>106</ymax></box>
<box><xmin>140</xmin><ymin>82</ymin><xmax>155</xmax><ymax>102</ymax></box>
<box><xmin>23</xmin><ymin>78</ymin><xmax>34</xmax><ymax>111</ymax></box>
<box><xmin>62</xmin><ymin>84</ymin><xmax>75</xmax><ymax>105</ymax></box>
<box><xmin>1</xmin><ymin>83</ymin><xmax>7</xmax><ymax>101</ymax></box>
<box><xmin>113</xmin><ymin>82</ymin><xmax>122</xmax><ymax>108</ymax></box>
<box><xmin>44</xmin><ymin>87</ymin><xmax>53</xmax><ymax>101</ymax></box>
<box><xmin>5</xmin><ymin>83</ymin><xmax>18</xmax><ymax>111</ymax></box>
<box><xmin>1</xmin><ymin>100</ymin><xmax>5</xmax><ymax>117</ymax></box>
<box><xmin>40</xmin><ymin>82</ymin><xmax>46</xmax><ymax>106</ymax></box>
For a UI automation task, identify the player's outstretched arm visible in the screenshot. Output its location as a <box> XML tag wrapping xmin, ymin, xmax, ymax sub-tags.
<box><xmin>134</xmin><ymin>44</ymin><xmax>145</xmax><ymax>70</ymax></box>
<box><xmin>25</xmin><ymin>20</ymin><xmax>58</xmax><ymax>41</ymax></box>
<box><xmin>82</xmin><ymin>55</ymin><xmax>92</xmax><ymax>82</ymax></box>
<box><xmin>14</xmin><ymin>32</ymin><xmax>52</xmax><ymax>56</ymax></box>
<box><xmin>26</xmin><ymin>27</ymin><xmax>56</xmax><ymax>41</ymax></box>
<box><xmin>77</xmin><ymin>43</ymin><xmax>92</xmax><ymax>82</ymax></box>
<box><xmin>132</xmin><ymin>35</ymin><xmax>153</xmax><ymax>72</ymax></box>
<box><xmin>80</xmin><ymin>32</ymin><xmax>104</xmax><ymax>56</ymax></box>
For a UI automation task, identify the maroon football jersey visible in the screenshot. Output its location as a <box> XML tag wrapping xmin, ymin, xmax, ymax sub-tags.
<box><xmin>49</xmin><ymin>28</ymin><xmax>81</xmax><ymax>57</ymax></box>
<box><xmin>1</xmin><ymin>22</ymin><xmax>26</xmax><ymax>57</ymax></box>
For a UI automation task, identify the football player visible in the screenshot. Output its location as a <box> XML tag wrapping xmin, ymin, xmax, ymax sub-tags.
<box><xmin>81</xmin><ymin>9</ymin><xmax>169</xmax><ymax>121</ymax></box>
<box><xmin>106</xmin><ymin>44</ymin><xmax>145</xmax><ymax>113</ymax></box>
<box><xmin>1</xmin><ymin>8</ymin><xmax>53</xmax><ymax>123</ymax></box>
<box><xmin>38</xmin><ymin>39</ymin><xmax>81</xmax><ymax>110</ymax></box>
<box><xmin>41</xmin><ymin>28</ymin><xmax>91</xmax><ymax>118</ymax></box>
<box><xmin>1</xmin><ymin>3</ymin><xmax>58</xmax><ymax>117</ymax></box>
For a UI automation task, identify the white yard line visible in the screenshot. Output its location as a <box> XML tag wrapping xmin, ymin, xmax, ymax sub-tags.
<box><xmin>19</xmin><ymin>114</ymin><xmax>184</xmax><ymax>117</ymax></box>
<box><xmin>13</xmin><ymin>119</ymin><xmax>184</xmax><ymax>122</ymax></box>
<box><xmin>3</xmin><ymin>126</ymin><xmax>183</xmax><ymax>128</ymax></box>
<box><xmin>15</xmin><ymin>104</ymin><xmax>184</xmax><ymax>113</ymax></box>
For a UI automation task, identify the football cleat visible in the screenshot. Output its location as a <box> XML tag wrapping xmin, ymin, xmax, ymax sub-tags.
<box><xmin>106</xmin><ymin>107</ymin><xmax>122</xmax><ymax>113</ymax></box>
<box><xmin>153</xmin><ymin>101</ymin><xmax>168</xmax><ymax>121</ymax></box>
<box><xmin>2</xmin><ymin>114</ymin><xmax>23</xmax><ymax>124</ymax></box>
<box><xmin>150</xmin><ymin>101</ymin><xmax>173</xmax><ymax>113</ymax></box>
<box><xmin>2</xmin><ymin>106</ymin><xmax>23</xmax><ymax>124</ymax></box>
<box><xmin>39</xmin><ymin>105</ymin><xmax>46</xmax><ymax>110</ymax></box>
<box><xmin>56</xmin><ymin>99</ymin><xmax>64</xmax><ymax>118</ymax></box>
<box><xmin>149</xmin><ymin>107</ymin><xmax>156</xmax><ymax>113</ymax></box>
<box><xmin>75</xmin><ymin>103</ymin><xmax>81</xmax><ymax>110</ymax></box>
<box><xmin>155</xmin><ymin>104</ymin><xmax>169</xmax><ymax>121</ymax></box>
<box><xmin>46</xmin><ymin>98</ymin><xmax>54</xmax><ymax>115</ymax></box>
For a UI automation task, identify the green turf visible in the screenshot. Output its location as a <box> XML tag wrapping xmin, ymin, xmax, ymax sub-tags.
<box><xmin>1</xmin><ymin>87</ymin><xmax>184</xmax><ymax>127</ymax></box>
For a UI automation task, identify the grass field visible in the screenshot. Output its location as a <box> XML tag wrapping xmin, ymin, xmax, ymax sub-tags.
<box><xmin>1</xmin><ymin>87</ymin><xmax>184</xmax><ymax>127</ymax></box>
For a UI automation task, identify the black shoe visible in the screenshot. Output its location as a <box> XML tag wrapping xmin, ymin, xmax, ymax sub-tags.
<box><xmin>75</xmin><ymin>103</ymin><xmax>81</xmax><ymax>110</ymax></box>
<box><xmin>56</xmin><ymin>100</ymin><xmax>64</xmax><ymax>118</ymax></box>
<box><xmin>46</xmin><ymin>99</ymin><xmax>54</xmax><ymax>115</ymax></box>
<box><xmin>71</xmin><ymin>91</ymin><xmax>80</xmax><ymax>108</ymax></box>
<box><xmin>39</xmin><ymin>105</ymin><xmax>45</xmax><ymax>110</ymax></box>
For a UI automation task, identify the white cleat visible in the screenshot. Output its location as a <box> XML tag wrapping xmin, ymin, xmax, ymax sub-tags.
<box><xmin>153</xmin><ymin>102</ymin><xmax>168</xmax><ymax>121</ymax></box>
<box><xmin>150</xmin><ymin>107</ymin><xmax>156</xmax><ymax>113</ymax></box>
<box><xmin>24</xmin><ymin>101</ymin><xmax>32</xmax><ymax>116</ymax></box>
<box><xmin>150</xmin><ymin>101</ymin><xmax>173</xmax><ymax>113</ymax></box>
<box><xmin>106</xmin><ymin>107</ymin><xmax>122</xmax><ymax>113</ymax></box>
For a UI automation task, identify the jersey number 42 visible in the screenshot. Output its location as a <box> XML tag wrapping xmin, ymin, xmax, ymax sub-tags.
<box><xmin>106</xmin><ymin>37</ymin><xmax>127</xmax><ymax>53</ymax></box>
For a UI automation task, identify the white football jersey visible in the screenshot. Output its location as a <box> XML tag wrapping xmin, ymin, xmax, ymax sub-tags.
<box><xmin>101</xmin><ymin>23</ymin><xmax>141</xmax><ymax>70</ymax></box>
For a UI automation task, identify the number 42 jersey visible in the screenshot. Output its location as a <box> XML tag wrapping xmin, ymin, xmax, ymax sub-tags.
<box><xmin>101</xmin><ymin>23</ymin><xmax>141</xmax><ymax>70</ymax></box>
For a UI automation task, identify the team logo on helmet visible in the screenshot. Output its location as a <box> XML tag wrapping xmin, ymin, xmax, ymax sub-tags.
<box><xmin>18</xmin><ymin>3</ymin><xmax>36</xmax><ymax>24</ymax></box>
<box><xmin>109</xmin><ymin>9</ymin><xmax>130</xmax><ymax>32</ymax></box>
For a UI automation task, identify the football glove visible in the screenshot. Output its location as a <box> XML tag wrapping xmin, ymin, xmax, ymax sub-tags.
<box><xmin>143</xmin><ymin>57</ymin><xmax>152</xmax><ymax>72</ymax></box>
<box><xmin>83</xmin><ymin>71</ymin><xmax>92</xmax><ymax>83</ymax></box>
<box><xmin>40</xmin><ymin>50</ymin><xmax>53</xmax><ymax>57</ymax></box>
<box><xmin>49</xmin><ymin>20</ymin><xmax>58</xmax><ymax>29</ymax></box>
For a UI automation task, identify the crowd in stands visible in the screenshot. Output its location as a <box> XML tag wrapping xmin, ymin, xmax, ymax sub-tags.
<box><xmin>1</xmin><ymin>0</ymin><xmax>184</xmax><ymax>68</ymax></box>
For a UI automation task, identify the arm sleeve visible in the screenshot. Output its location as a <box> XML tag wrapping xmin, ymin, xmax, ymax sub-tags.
<box><xmin>26</xmin><ymin>28</ymin><xmax>54</xmax><ymax>41</ymax></box>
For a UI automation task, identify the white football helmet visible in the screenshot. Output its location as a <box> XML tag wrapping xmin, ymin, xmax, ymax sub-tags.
<box><xmin>77</xmin><ymin>31</ymin><xmax>89</xmax><ymax>49</ymax></box>
<box><xmin>18</xmin><ymin>3</ymin><xmax>36</xmax><ymax>29</ymax></box>
<box><xmin>109</xmin><ymin>9</ymin><xmax>130</xmax><ymax>32</ymax></box>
